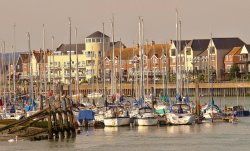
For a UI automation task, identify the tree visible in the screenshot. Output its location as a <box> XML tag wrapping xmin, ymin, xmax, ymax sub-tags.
<box><xmin>229</xmin><ymin>64</ymin><xmax>240</xmax><ymax>80</ymax></box>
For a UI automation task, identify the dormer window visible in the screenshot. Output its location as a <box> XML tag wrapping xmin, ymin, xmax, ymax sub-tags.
<box><xmin>171</xmin><ymin>49</ymin><xmax>176</xmax><ymax>56</ymax></box>
<box><xmin>86</xmin><ymin>38</ymin><xmax>91</xmax><ymax>43</ymax></box>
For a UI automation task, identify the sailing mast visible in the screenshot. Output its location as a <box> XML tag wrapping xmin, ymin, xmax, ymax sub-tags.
<box><xmin>111</xmin><ymin>15</ymin><xmax>116</xmax><ymax>96</ymax></box>
<box><xmin>119</xmin><ymin>39</ymin><xmax>122</xmax><ymax>96</ymax></box>
<box><xmin>102</xmin><ymin>23</ymin><xmax>106</xmax><ymax>99</ymax></box>
<box><xmin>146</xmin><ymin>41</ymin><xmax>149</xmax><ymax>98</ymax></box>
<box><xmin>131</xmin><ymin>42</ymin><xmax>135</xmax><ymax>98</ymax></box>
<box><xmin>27</xmin><ymin>32</ymin><xmax>33</xmax><ymax>103</ymax></box>
<box><xmin>75</xmin><ymin>27</ymin><xmax>79</xmax><ymax>103</ymax></box>
<box><xmin>165</xmin><ymin>42</ymin><xmax>169</xmax><ymax>96</ymax></box>
<box><xmin>175</xmin><ymin>9</ymin><xmax>179</xmax><ymax>97</ymax></box>
<box><xmin>139</xmin><ymin>17</ymin><xmax>144</xmax><ymax>100</ymax></box>
<box><xmin>179</xmin><ymin>20</ymin><xmax>183</xmax><ymax>96</ymax></box>
<box><xmin>153</xmin><ymin>45</ymin><xmax>156</xmax><ymax>98</ymax></box>
<box><xmin>208</xmin><ymin>33</ymin><xmax>213</xmax><ymax>101</ymax></box>
<box><xmin>2</xmin><ymin>42</ymin><xmax>7</xmax><ymax>111</ymax></box>
<box><xmin>161</xmin><ymin>44</ymin><xmax>165</xmax><ymax>97</ymax></box>
<box><xmin>8</xmin><ymin>50</ymin><xmax>11</xmax><ymax>103</ymax></box>
<box><xmin>13</xmin><ymin>24</ymin><xmax>16</xmax><ymax>103</ymax></box>
<box><xmin>68</xmin><ymin>18</ymin><xmax>72</xmax><ymax>101</ymax></box>
<box><xmin>52</xmin><ymin>36</ymin><xmax>55</xmax><ymax>94</ymax></box>
<box><xmin>43</xmin><ymin>24</ymin><xmax>47</xmax><ymax>99</ymax></box>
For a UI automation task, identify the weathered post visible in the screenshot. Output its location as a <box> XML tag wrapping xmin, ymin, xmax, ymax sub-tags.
<box><xmin>46</xmin><ymin>97</ymin><xmax>53</xmax><ymax>139</ymax></box>
<box><xmin>66</xmin><ymin>97</ymin><xmax>76</xmax><ymax>138</ymax></box>
<box><xmin>195</xmin><ymin>82</ymin><xmax>201</xmax><ymax>123</ymax></box>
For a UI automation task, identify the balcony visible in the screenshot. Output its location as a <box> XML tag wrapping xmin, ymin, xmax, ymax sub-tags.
<box><xmin>64</xmin><ymin>73</ymin><xmax>75</xmax><ymax>78</ymax></box>
<box><xmin>50</xmin><ymin>65</ymin><xmax>61</xmax><ymax>70</ymax></box>
<box><xmin>78</xmin><ymin>74</ymin><xmax>86</xmax><ymax>78</ymax></box>
<box><xmin>64</xmin><ymin>64</ymin><xmax>75</xmax><ymax>70</ymax></box>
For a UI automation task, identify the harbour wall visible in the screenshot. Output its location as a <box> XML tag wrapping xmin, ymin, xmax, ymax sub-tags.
<box><xmin>63</xmin><ymin>81</ymin><xmax>250</xmax><ymax>97</ymax></box>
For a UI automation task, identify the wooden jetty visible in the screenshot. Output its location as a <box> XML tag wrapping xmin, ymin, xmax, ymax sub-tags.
<box><xmin>0</xmin><ymin>96</ymin><xmax>76</xmax><ymax>140</ymax></box>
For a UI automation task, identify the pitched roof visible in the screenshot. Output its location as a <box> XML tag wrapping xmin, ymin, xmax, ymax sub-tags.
<box><xmin>187</xmin><ymin>39</ymin><xmax>210</xmax><ymax>51</ymax></box>
<box><xmin>212</xmin><ymin>37</ymin><xmax>245</xmax><ymax>50</ymax></box>
<box><xmin>56</xmin><ymin>43</ymin><xmax>85</xmax><ymax>54</ymax></box>
<box><xmin>227</xmin><ymin>47</ymin><xmax>242</xmax><ymax>56</ymax></box>
<box><xmin>86</xmin><ymin>31</ymin><xmax>109</xmax><ymax>38</ymax></box>
<box><xmin>110</xmin><ymin>41</ymin><xmax>126</xmax><ymax>48</ymax></box>
<box><xmin>32</xmin><ymin>50</ymin><xmax>51</xmax><ymax>63</ymax></box>
<box><xmin>172</xmin><ymin>40</ymin><xmax>191</xmax><ymax>51</ymax></box>
<box><xmin>20</xmin><ymin>53</ymin><xmax>30</xmax><ymax>63</ymax></box>
<box><xmin>105</xmin><ymin>43</ymin><xmax>170</xmax><ymax>60</ymax></box>
<box><xmin>245</xmin><ymin>44</ymin><xmax>250</xmax><ymax>53</ymax></box>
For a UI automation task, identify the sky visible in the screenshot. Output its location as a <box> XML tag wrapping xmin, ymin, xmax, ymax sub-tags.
<box><xmin>0</xmin><ymin>0</ymin><xmax>250</xmax><ymax>52</ymax></box>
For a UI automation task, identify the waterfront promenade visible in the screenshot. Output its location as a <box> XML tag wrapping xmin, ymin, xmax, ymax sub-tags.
<box><xmin>62</xmin><ymin>81</ymin><xmax>250</xmax><ymax>97</ymax></box>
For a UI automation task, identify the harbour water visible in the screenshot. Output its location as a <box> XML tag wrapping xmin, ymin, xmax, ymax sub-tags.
<box><xmin>0</xmin><ymin>97</ymin><xmax>250</xmax><ymax>151</ymax></box>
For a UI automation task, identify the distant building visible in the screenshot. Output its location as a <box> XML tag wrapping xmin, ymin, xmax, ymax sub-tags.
<box><xmin>193</xmin><ymin>37</ymin><xmax>245</xmax><ymax>80</ymax></box>
<box><xmin>238</xmin><ymin>44</ymin><xmax>250</xmax><ymax>74</ymax></box>
<box><xmin>224</xmin><ymin>47</ymin><xmax>242</xmax><ymax>73</ymax></box>
<box><xmin>47</xmin><ymin>31</ymin><xmax>123</xmax><ymax>84</ymax></box>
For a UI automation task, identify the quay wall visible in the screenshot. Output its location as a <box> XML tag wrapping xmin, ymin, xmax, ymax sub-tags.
<box><xmin>63</xmin><ymin>82</ymin><xmax>250</xmax><ymax>97</ymax></box>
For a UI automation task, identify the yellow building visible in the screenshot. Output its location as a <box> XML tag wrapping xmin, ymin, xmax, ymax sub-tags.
<box><xmin>48</xmin><ymin>31</ymin><xmax>111</xmax><ymax>84</ymax></box>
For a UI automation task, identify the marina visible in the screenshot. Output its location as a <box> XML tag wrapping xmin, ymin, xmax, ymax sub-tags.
<box><xmin>1</xmin><ymin>0</ymin><xmax>250</xmax><ymax>150</ymax></box>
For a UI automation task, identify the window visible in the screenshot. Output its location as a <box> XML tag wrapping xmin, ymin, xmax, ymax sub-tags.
<box><xmin>226</xmin><ymin>55</ymin><xmax>228</xmax><ymax>61</ymax></box>
<box><xmin>92</xmin><ymin>39</ymin><xmax>96</xmax><ymax>43</ymax></box>
<box><xmin>186</xmin><ymin>48</ymin><xmax>191</xmax><ymax>55</ymax></box>
<box><xmin>153</xmin><ymin>58</ymin><xmax>158</xmax><ymax>64</ymax></box>
<box><xmin>211</xmin><ymin>56</ymin><xmax>215</xmax><ymax>61</ymax></box>
<box><xmin>98</xmin><ymin>51</ymin><xmax>102</xmax><ymax>57</ymax></box>
<box><xmin>229</xmin><ymin>55</ymin><xmax>232</xmax><ymax>61</ymax></box>
<box><xmin>96</xmin><ymin>38</ymin><xmax>100</xmax><ymax>43</ymax></box>
<box><xmin>171</xmin><ymin>49</ymin><xmax>176</xmax><ymax>56</ymax></box>
<box><xmin>86</xmin><ymin>39</ymin><xmax>91</xmax><ymax>43</ymax></box>
<box><xmin>210</xmin><ymin>46</ymin><xmax>215</xmax><ymax>54</ymax></box>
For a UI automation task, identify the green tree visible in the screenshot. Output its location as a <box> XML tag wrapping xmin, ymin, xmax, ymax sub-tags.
<box><xmin>229</xmin><ymin>64</ymin><xmax>240</xmax><ymax>80</ymax></box>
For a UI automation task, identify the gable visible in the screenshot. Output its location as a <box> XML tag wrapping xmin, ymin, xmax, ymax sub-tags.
<box><xmin>240</xmin><ymin>45</ymin><xmax>248</xmax><ymax>54</ymax></box>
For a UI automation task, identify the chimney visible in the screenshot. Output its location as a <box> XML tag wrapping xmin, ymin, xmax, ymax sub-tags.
<box><xmin>137</xmin><ymin>43</ymin><xmax>139</xmax><ymax>48</ymax></box>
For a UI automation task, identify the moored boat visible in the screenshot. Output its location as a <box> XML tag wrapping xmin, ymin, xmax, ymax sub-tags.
<box><xmin>135</xmin><ymin>107</ymin><xmax>158</xmax><ymax>126</ymax></box>
<box><xmin>103</xmin><ymin>106</ymin><xmax>130</xmax><ymax>127</ymax></box>
<box><xmin>166</xmin><ymin>102</ymin><xmax>195</xmax><ymax>125</ymax></box>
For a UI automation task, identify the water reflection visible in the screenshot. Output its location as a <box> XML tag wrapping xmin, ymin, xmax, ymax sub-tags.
<box><xmin>104</xmin><ymin>127</ymin><xmax>119</xmax><ymax>133</ymax></box>
<box><xmin>137</xmin><ymin>126</ymin><xmax>151</xmax><ymax>133</ymax></box>
<box><xmin>166</xmin><ymin>125</ymin><xmax>192</xmax><ymax>134</ymax></box>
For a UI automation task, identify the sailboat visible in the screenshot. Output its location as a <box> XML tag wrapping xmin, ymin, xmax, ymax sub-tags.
<box><xmin>103</xmin><ymin>16</ymin><xmax>130</xmax><ymax>127</ymax></box>
<box><xmin>154</xmin><ymin>44</ymin><xmax>170</xmax><ymax>116</ymax></box>
<box><xmin>201</xmin><ymin>34</ymin><xmax>223</xmax><ymax>122</ymax></box>
<box><xmin>133</xmin><ymin>17</ymin><xmax>158</xmax><ymax>126</ymax></box>
<box><xmin>166</xmin><ymin>11</ymin><xmax>195</xmax><ymax>125</ymax></box>
<box><xmin>1</xmin><ymin>26</ymin><xmax>25</xmax><ymax>120</ymax></box>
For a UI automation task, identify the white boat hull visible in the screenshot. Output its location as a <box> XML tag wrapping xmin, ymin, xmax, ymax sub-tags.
<box><xmin>166</xmin><ymin>113</ymin><xmax>195</xmax><ymax>125</ymax></box>
<box><xmin>104</xmin><ymin>117</ymin><xmax>130</xmax><ymax>127</ymax></box>
<box><xmin>135</xmin><ymin>117</ymin><xmax>158</xmax><ymax>126</ymax></box>
<box><xmin>87</xmin><ymin>93</ymin><xmax>103</xmax><ymax>99</ymax></box>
